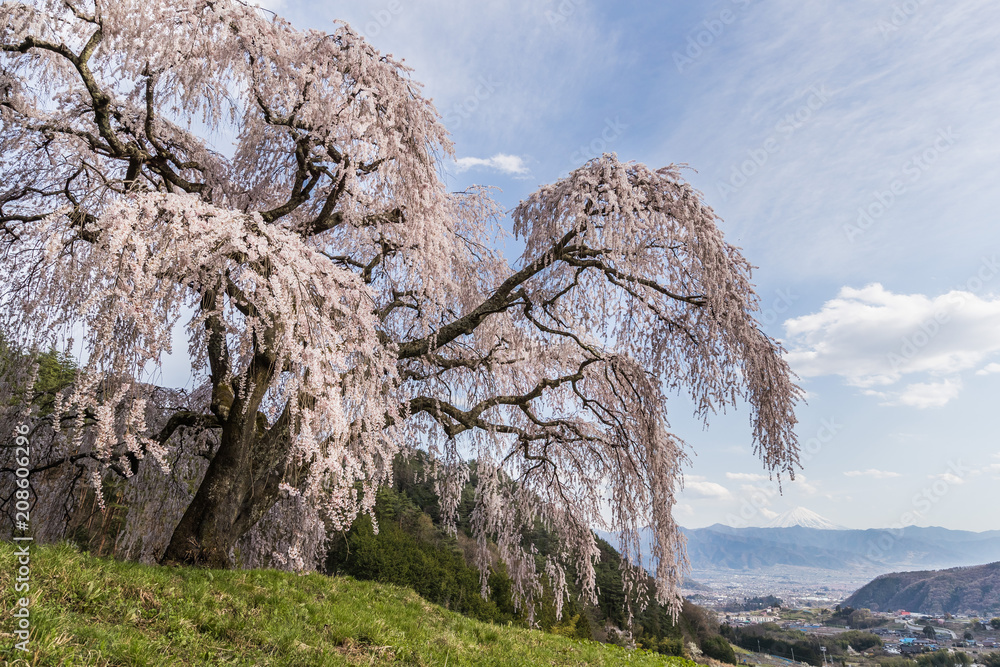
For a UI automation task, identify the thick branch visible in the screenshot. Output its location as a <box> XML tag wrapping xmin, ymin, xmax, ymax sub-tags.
<box><xmin>155</xmin><ymin>410</ymin><xmax>221</xmax><ymax>445</ymax></box>
<box><xmin>396</xmin><ymin>227</ymin><xmax>581</xmax><ymax>359</ymax></box>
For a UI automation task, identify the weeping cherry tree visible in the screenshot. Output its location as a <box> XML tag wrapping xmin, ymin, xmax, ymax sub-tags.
<box><xmin>0</xmin><ymin>0</ymin><xmax>801</xmax><ymax>619</ymax></box>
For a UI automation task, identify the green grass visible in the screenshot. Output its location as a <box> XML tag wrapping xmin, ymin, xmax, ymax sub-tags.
<box><xmin>776</xmin><ymin>610</ymin><xmax>822</xmax><ymax>622</ymax></box>
<box><xmin>0</xmin><ymin>541</ymin><xmax>697</xmax><ymax>666</ymax></box>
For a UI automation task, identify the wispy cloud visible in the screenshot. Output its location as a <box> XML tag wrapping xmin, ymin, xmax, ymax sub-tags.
<box><xmin>844</xmin><ymin>469</ymin><xmax>902</xmax><ymax>479</ymax></box>
<box><xmin>725</xmin><ymin>472</ymin><xmax>770</xmax><ymax>482</ymax></box>
<box><xmin>789</xmin><ymin>474</ymin><xmax>819</xmax><ymax>495</ymax></box>
<box><xmin>662</xmin><ymin>1</ymin><xmax>1000</xmax><ymax>281</ymax></box>
<box><xmin>453</xmin><ymin>153</ymin><xmax>529</xmax><ymax>175</ymax></box>
<box><xmin>929</xmin><ymin>472</ymin><xmax>966</xmax><ymax>485</ymax></box>
<box><xmin>297</xmin><ymin>0</ymin><xmax>615</xmax><ymax>157</ymax></box>
<box><xmin>976</xmin><ymin>362</ymin><xmax>1000</xmax><ymax>376</ymax></box>
<box><xmin>684</xmin><ymin>480</ymin><xmax>732</xmax><ymax>500</ymax></box>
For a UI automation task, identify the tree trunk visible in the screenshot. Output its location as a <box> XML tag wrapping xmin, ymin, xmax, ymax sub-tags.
<box><xmin>161</xmin><ymin>402</ymin><xmax>293</xmax><ymax>567</ymax></box>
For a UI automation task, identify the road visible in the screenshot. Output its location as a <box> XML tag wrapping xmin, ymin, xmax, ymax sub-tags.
<box><xmin>904</xmin><ymin>621</ymin><xmax>958</xmax><ymax>640</ymax></box>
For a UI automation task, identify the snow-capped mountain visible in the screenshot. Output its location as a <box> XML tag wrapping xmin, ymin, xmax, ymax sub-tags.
<box><xmin>765</xmin><ymin>507</ymin><xmax>844</xmax><ymax>530</ymax></box>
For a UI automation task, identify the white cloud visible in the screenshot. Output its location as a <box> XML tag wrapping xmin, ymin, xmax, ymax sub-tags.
<box><xmin>759</xmin><ymin>508</ymin><xmax>779</xmax><ymax>520</ymax></box>
<box><xmin>736</xmin><ymin>484</ymin><xmax>779</xmax><ymax>508</ymax></box>
<box><xmin>884</xmin><ymin>379</ymin><xmax>962</xmax><ymax>408</ymax></box>
<box><xmin>976</xmin><ymin>362</ymin><xmax>1000</xmax><ymax>376</ymax></box>
<box><xmin>929</xmin><ymin>472</ymin><xmax>966</xmax><ymax>485</ymax></box>
<box><xmin>684</xmin><ymin>480</ymin><xmax>733</xmax><ymax>500</ymax></box>
<box><xmin>738</xmin><ymin>483</ymin><xmax>775</xmax><ymax>494</ymax></box>
<box><xmin>844</xmin><ymin>469</ymin><xmax>902</xmax><ymax>479</ymax></box>
<box><xmin>675</xmin><ymin>503</ymin><xmax>696</xmax><ymax>518</ymax></box>
<box><xmin>725</xmin><ymin>472</ymin><xmax>770</xmax><ymax>482</ymax></box>
<box><xmin>789</xmin><ymin>474</ymin><xmax>819</xmax><ymax>495</ymax></box>
<box><xmin>783</xmin><ymin>285</ymin><xmax>1000</xmax><ymax>404</ymax></box>
<box><xmin>453</xmin><ymin>153</ymin><xmax>529</xmax><ymax>175</ymax></box>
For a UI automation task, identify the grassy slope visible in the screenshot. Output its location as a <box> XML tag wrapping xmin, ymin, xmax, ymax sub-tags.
<box><xmin>0</xmin><ymin>542</ymin><xmax>697</xmax><ymax>666</ymax></box>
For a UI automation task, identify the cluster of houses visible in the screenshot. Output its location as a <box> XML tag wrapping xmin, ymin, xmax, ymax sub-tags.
<box><xmin>872</xmin><ymin>613</ymin><xmax>998</xmax><ymax>655</ymax></box>
<box><xmin>872</xmin><ymin>629</ymin><xmax>942</xmax><ymax>655</ymax></box>
<box><xmin>720</xmin><ymin>606</ymin><xmax>999</xmax><ymax>657</ymax></box>
<box><xmin>722</xmin><ymin>611</ymin><xmax>781</xmax><ymax>626</ymax></box>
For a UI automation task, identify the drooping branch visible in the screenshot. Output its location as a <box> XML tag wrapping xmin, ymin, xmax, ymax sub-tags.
<box><xmin>396</xmin><ymin>227</ymin><xmax>581</xmax><ymax>360</ymax></box>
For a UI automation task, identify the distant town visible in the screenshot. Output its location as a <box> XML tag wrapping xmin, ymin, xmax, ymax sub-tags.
<box><xmin>707</xmin><ymin>600</ymin><xmax>1000</xmax><ymax>666</ymax></box>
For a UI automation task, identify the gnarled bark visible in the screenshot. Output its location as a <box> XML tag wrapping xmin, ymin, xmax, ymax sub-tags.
<box><xmin>162</xmin><ymin>402</ymin><xmax>293</xmax><ymax>566</ymax></box>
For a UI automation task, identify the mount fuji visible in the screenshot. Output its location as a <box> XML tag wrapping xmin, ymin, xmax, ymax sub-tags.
<box><xmin>765</xmin><ymin>507</ymin><xmax>844</xmax><ymax>530</ymax></box>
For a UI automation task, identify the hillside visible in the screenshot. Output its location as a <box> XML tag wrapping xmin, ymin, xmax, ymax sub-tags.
<box><xmin>843</xmin><ymin>561</ymin><xmax>1000</xmax><ymax>615</ymax></box>
<box><xmin>325</xmin><ymin>455</ymin><xmax>728</xmax><ymax>657</ymax></box>
<box><xmin>0</xmin><ymin>450</ymin><xmax>730</xmax><ymax>664</ymax></box>
<box><xmin>0</xmin><ymin>541</ymin><xmax>699</xmax><ymax>666</ymax></box>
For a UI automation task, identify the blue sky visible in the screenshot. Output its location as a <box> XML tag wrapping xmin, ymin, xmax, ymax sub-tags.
<box><xmin>251</xmin><ymin>0</ymin><xmax>1000</xmax><ymax>531</ymax></box>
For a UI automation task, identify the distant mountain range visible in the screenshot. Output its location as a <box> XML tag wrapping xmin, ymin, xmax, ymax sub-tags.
<box><xmin>596</xmin><ymin>508</ymin><xmax>1000</xmax><ymax>600</ymax></box>
<box><xmin>680</xmin><ymin>523</ymin><xmax>1000</xmax><ymax>575</ymax></box>
<box><xmin>843</xmin><ymin>561</ymin><xmax>1000</xmax><ymax>615</ymax></box>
